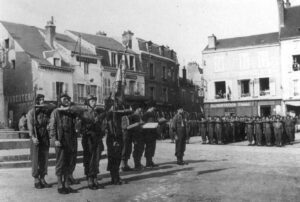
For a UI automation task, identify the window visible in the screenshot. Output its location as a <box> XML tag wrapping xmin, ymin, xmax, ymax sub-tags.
<box><xmin>162</xmin><ymin>66</ymin><xmax>166</xmax><ymax>80</ymax></box>
<box><xmin>292</xmin><ymin>55</ymin><xmax>300</xmax><ymax>71</ymax></box>
<box><xmin>241</xmin><ymin>80</ymin><xmax>250</xmax><ymax>97</ymax></box>
<box><xmin>117</xmin><ymin>54</ymin><xmax>122</xmax><ymax>66</ymax></box>
<box><xmin>162</xmin><ymin>88</ymin><xmax>168</xmax><ymax>102</ymax></box>
<box><xmin>90</xmin><ymin>85</ymin><xmax>97</xmax><ymax>96</ymax></box>
<box><xmin>5</xmin><ymin>39</ymin><xmax>9</xmax><ymax>49</ymax></box>
<box><xmin>104</xmin><ymin>78</ymin><xmax>111</xmax><ymax>97</ymax></box>
<box><xmin>111</xmin><ymin>53</ymin><xmax>116</xmax><ymax>67</ymax></box>
<box><xmin>84</xmin><ymin>62</ymin><xmax>89</xmax><ymax>74</ymax></box>
<box><xmin>215</xmin><ymin>81</ymin><xmax>226</xmax><ymax>99</ymax></box>
<box><xmin>294</xmin><ymin>80</ymin><xmax>299</xmax><ymax>96</ymax></box>
<box><xmin>259</xmin><ymin>78</ymin><xmax>270</xmax><ymax>96</ymax></box>
<box><xmin>78</xmin><ymin>84</ymin><xmax>85</xmax><ymax>103</ymax></box>
<box><xmin>11</xmin><ymin>60</ymin><xmax>15</xmax><ymax>69</ymax></box>
<box><xmin>129</xmin><ymin>56</ymin><xmax>134</xmax><ymax>70</ymax></box>
<box><xmin>150</xmin><ymin>87</ymin><xmax>155</xmax><ymax>100</ymax></box>
<box><xmin>53</xmin><ymin>58</ymin><xmax>60</xmax><ymax>66</ymax></box>
<box><xmin>129</xmin><ymin>81</ymin><xmax>135</xmax><ymax>95</ymax></box>
<box><xmin>56</xmin><ymin>82</ymin><xmax>64</xmax><ymax>98</ymax></box>
<box><xmin>149</xmin><ymin>63</ymin><xmax>155</xmax><ymax>79</ymax></box>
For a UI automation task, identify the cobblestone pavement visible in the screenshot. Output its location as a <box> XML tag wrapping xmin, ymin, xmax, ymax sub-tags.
<box><xmin>0</xmin><ymin>135</ymin><xmax>300</xmax><ymax>202</ymax></box>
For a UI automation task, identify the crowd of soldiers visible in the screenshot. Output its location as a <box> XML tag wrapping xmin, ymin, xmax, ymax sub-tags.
<box><xmin>27</xmin><ymin>93</ymin><xmax>189</xmax><ymax>194</ymax></box>
<box><xmin>198</xmin><ymin>116</ymin><xmax>296</xmax><ymax>146</ymax></box>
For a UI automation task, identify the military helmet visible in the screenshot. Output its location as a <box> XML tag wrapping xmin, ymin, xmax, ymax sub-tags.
<box><xmin>60</xmin><ymin>93</ymin><xmax>71</xmax><ymax>101</ymax></box>
<box><xmin>86</xmin><ymin>94</ymin><xmax>97</xmax><ymax>101</ymax></box>
<box><xmin>36</xmin><ymin>94</ymin><xmax>45</xmax><ymax>100</ymax></box>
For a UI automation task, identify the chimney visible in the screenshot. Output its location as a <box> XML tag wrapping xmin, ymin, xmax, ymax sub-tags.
<box><xmin>182</xmin><ymin>66</ymin><xmax>187</xmax><ymax>82</ymax></box>
<box><xmin>285</xmin><ymin>0</ymin><xmax>291</xmax><ymax>8</ymax></box>
<box><xmin>277</xmin><ymin>0</ymin><xmax>285</xmax><ymax>28</ymax></box>
<box><xmin>122</xmin><ymin>30</ymin><xmax>134</xmax><ymax>49</ymax></box>
<box><xmin>208</xmin><ymin>34</ymin><xmax>217</xmax><ymax>49</ymax></box>
<box><xmin>45</xmin><ymin>16</ymin><xmax>56</xmax><ymax>48</ymax></box>
<box><xmin>96</xmin><ymin>31</ymin><xmax>107</xmax><ymax>36</ymax></box>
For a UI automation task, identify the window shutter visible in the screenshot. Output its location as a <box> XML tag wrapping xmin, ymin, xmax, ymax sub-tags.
<box><xmin>270</xmin><ymin>78</ymin><xmax>276</xmax><ymax>96</ymax></box>
<box><xmin>52</xmin><ymin>82</ymin><xmax>56</xmax><ymax>100</ymax></box>
<box><xmin>73</xmin><ymin>84</ymin><xmax>78</xmax><ymax>103</ymax></box>
<box><xmin>254</xmin><ymin>79</ymin><xmax>259</xmax><ymax>97</ymax></box>
<box><xmin>64</xmin><ymin>83</ymin><xmax>69</xmax><ymax>94</ymax></box>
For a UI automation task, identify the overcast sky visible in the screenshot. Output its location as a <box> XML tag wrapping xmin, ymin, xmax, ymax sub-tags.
<box><xmin>1</xmin><ymin>0</ymin><xmax>300</xmax><ymax>66</ymax></box>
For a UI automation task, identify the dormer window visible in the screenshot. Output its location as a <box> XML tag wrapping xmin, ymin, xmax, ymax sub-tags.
<box><xmin>292</xmin><ymin>55</ymin><xmax>300</xmax><ymax>71</ymax></box>
<box><xmin>53</xmin><ymin>58</ymin><xmax>60</xmax><ymax>66</ymax></box>
<box><xmin>159</xmin><ymin>46</ymin><xmax>165</xmax><ymax>56</ymax></box>
<box><xmin>4</xmin><ymin>39</ymin><xmax>9</xmax><ymax>49</ymax></box>
<box><xmin>146</xmin><ymin>41</ymin><xmax>153</xmax><ymax>52</ymax></box>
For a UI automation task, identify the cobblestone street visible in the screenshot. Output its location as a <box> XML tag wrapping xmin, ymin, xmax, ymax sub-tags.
<box><xmin>0</xmin><ymin>135</ymin><xmax>300</xmax><ymax>202</ymax></box>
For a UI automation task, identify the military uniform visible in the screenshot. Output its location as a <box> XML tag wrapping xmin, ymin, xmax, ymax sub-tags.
<box><xmin>245</xmin><ymin>119</ymin><xmax>254</xmax><ymax>145</ymax></box>
<box><xmin>215</xmin><ymin>118</ymin><xmax>223</xmax><ymax>144</ymax></box>
<box><xmin>172</xmin><ymin>112</ymin><xmax>187</xmax><ymax>165</ymax></box>
<box><xmin>284</xmin><ymin>117</ymin><xmax>294</xmax><ymax>144</ymax></box>
<box><xmin>81</xmin><ymin>106</ymin><xmax>105</xmax><ymax>189</ymax></box>
<box><xmin>49</xmin><ymin>105</ymin><xmax>77</xmax><ymax>193</ymax></box>
<box><xmin>273</xmin><ymin>119</ymin><xmax>284</xmax><ymax>146</ymax></box>
<box><xmin>254</xmin><ymin>119</ymin><xmax>263</xmax><ymax>146</ymax></box>
<box><xmin>199</xmin><ymin>119</ymin><xmax>207</xmax><ymax>144</ymax></box>
<box><xmin>142</xmin><ymin>109</ymin><xmax>158</xmax><ymax>167</ymax></box>
<box><xmin>263</xmin><ymin>119</ymin><xmax>272</xmax><ymax>146</ymax></box>
<box><xmin>207</xmin><ymin>118</ymin><xmax>215</xmax><ymax>144</ymax></box>
<box><xmin>27</xmin><ymin>105</ymin><xmax>51</xmax><ymax>189</ymax></box>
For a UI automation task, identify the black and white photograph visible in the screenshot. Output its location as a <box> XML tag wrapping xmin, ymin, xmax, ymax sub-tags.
<box><xmin>0</xmin><ymin>0</ymin><xmax>300</xmax><ymax>201</ymax></box>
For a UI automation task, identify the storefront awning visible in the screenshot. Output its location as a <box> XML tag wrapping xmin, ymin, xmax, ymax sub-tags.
<box><xmin>285</xmin><ymin>101</ymin><xmax>300</xmax><ymax>107</ymax></box>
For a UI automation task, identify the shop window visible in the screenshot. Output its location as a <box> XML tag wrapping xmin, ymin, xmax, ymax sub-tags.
<box><xmin>259</xmin><ymin>78</ymin><xmax>270</xmax><ymax>96</ymax></box>
<box><xmin>292</xmin><ymin>55</ymin><xmax>300</xmax><ymax>71</ymax></box>
<box><xmin>215</xmin><ymin>81</ymin><xmax>226</xmax><ymax>99</ymax></box>
<box><xmin>260</xmin><ymin>105</ymin><xmax>271</xmax><ymax>117</ymax></box>
<box><xmin>241</xmin><ymin>80</ymin><xmax>250</xmax><ymax>97</ymax></box>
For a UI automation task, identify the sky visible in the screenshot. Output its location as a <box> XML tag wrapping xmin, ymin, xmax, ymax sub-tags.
<box><xmin>1</xmin><ymin>0</ymin><xmax>300</xmax><ymax>67</ymax></box>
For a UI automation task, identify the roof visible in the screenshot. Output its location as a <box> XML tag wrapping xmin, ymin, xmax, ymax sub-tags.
<box><xmin>68</xmin><ymin>30</ymin><xmax>136</xmax><ymax>54</ymax></box>
<box><xmin>0</xmin><ymin>21</ymin><xmax>52</xmax><ymax>65</ymax></box>
<box><xmin>280</xmin><ymin>5</ymin><xmax>300</xmax><ymax>39</ymax></box>
<box><xmin>203</xmin><ymin>32</ymin><xmax>279</xmax><ymax>52</ymax></box>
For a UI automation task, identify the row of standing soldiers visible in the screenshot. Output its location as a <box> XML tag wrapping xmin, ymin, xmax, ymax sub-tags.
<box><xmin>197</xmin><ymin>116</ymin><xmax>296</xmax><ymax>146</ymax></box>
<box><xmin>27</xmin><ymin>93</ymin><xmax>188</xmax><ymax>195</ymax></box>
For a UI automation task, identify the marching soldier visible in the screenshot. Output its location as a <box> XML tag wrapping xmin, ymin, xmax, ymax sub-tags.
<box><xmin>27</xmin><ymin>94</ymin><xmax>51</xmax><ymax>189</ymax></box>
<box><xmin>142</xmin><ymin>105</ymin><xmax>159</xmax><ymax>168</ymax></box>
<box><xmin>284</xmin><ymin>115</ymin><xmax>294</xmax><ymax>145</ymax></box>
<box><xmin>263</xmin><ymin>117</ymin><xmax>272</xmax><ymax>146</ymax></box>
<box><xmin>172</xmin><ymin>106</ymin><xmax>188</xmax><ymax>165</ymax></box>
<box><xmin>81</xmin><ymin>95</ymin><xmax>105</xmax><ymax>190</ymax></box>
<box><xmin>215</xmin><ymin>117</ymin><xmax>223</xmax><ymax>144</ymax></box>
<box><xmin>229</xmin><ymin>116</ymin><xmax>236</xmax><ymax>143</ymax></box>
<box><xmin>49</xmin><ymin>93</ymin><xmax>78</xmax><ymax>194</ymax></box>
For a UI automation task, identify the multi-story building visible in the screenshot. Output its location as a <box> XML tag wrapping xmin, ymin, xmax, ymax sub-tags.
<box><xmin>202</xmin><ymin>33</ymin><xmax>281</xmax><ymax>117</ymax></box>
<box><xmin>128</xmin><ymin>35</ymin><xmax>180</xmax><ymax>110</ymax></box>
<box><xmin>66</xmin><ymin>30</ymin><xmax>145</xmax><ymax>106</ymax></box>
<box><xmin>202</xmin><ymin>0</ymin><xmax>300</xmax><ymax>117</ymax></box>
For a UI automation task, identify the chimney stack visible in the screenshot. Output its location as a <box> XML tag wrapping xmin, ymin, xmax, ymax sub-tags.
<box><xmin>208</xmin><ymin>34</ymin><xmax>217</xmax><ymax>49</ymax></box>
<box><xmin>277</xmin><ymin>0</ymin><xmax>285</xmax><ymax>28</ymax></box>
<box><xmin>122</xmin><ymin>30</ymin><xmax>134</xmax><ymax>49</ymax></box>
<box><xmin>45</xmin><ymin>16</ymin><xmax>56</xmax><ymax>48</ymax></box>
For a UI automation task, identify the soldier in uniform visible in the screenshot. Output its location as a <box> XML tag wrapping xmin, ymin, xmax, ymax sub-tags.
<box><xmin>284</xmin><ymin>115</ymin><xmax>294</xmax><ymax>145</ymax></box>
<box><xmin>215</xmin><ymin>117</ymin><xmax>223</xmax><ymax>144</ymax></box>
<box><xmin>49</xmin><ymin>93</ymin><xmax>78</xmax><ymax>194</ymax></box>
<box><xmin>172</xmin><ymin>106</ymin><xmax>188</xmax><ymax>165</ymax></box>
<box><xmin>106</xmin><ymin>97</ymin><xmax>132</xmax><ymax>185</ymax></box>
<box><xmin>263</xmin><ymin>116</ymin><xmax>272</xmax><ymax>146</ymax></box>
<box><xmin>245</xmin><ymin>117</ymin><xmax>254</xmax><ymax>145</ymax></box>
<box><xmin>207</xmin><ymin>116</ymin><xmax>215</xmax><ymax>144</ymax></box>
<box><xmin>127</xmin><ymin>106</ymin><xmax>144</xmax><ymax>170</ymax></box>
<box><xmin>142</xmin><ymin>105</ymin><xmax>159</xmax><ymax>167</ymax></box>
<box><xmin>254</xmin><ymin>117</ymin><xmax>263</xmax><ymax>146</ymax></box>
<box><xmin>81</xmin><ymin>95</ymin><xmax>105</xmax><ymax>190</ymax></box>
<box><xmin>273</xmin><ymin>116</ymin><xmax>284</xmax><ymax>147</ymax></box>
<box><xmin>27</xmin><ymin>94</ymin><xmax>51</xmax><ymax>189</ymax></box>
<box><xmin>199</xmin><ymin>117</ymin><xmax>207</xmax><ymax>144</ymax></box>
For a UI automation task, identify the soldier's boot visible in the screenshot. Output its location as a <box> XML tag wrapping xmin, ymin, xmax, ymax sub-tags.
<box><xmin>88</xmin><ymin>177</ymin><xmax>97</xmax><ymax>190</ymax></box>
<box><xmin>93</xmin><ymin>176</ymin><xmax>104</xmax><ymax>189</ymax></box>
<box><xmin>64</xmin><ymin>175</ymin><xmax>78</xmax><ymax>193</ymax></box>
<box><xmin>34</xmin><ymin>177</ymin><xmax>43</xmax><ymax>189</ymax></box>
<box><xmin>68</xmin><ymin>174</ymin><xmax>80</xmax><ymax>185</ymax></box>
<box><xmin>110</xmin><ymin>171</ymin><xmax>116</xmax><ymax>184</ymax></box>
<box><xmin>40</xmin><ymin>175</ymin><xmax>52</xmax><ymax>188</ymax></box>
<box><xmin>146</xmin><ymin>158</ymin><xmax>158</xmax><ymax>168</ymax></box>
<box><xmin>114</xmin><ymin>171</ymin><xmax>124</xmax><ymax>185</ymax></box>
<box><xmin>57</xmin><ymin>176</ymin><xmax>68</xmax><ymax>194</ymax></box>
<box><xmin>134</xmin><ymin>159</ymin><xmax>144</xmax><ymax>170</ymax></box>
<box><xmin>121</xmin><ymin>159</ymin><xmax>133</xmax><ymax>172</ymax></box>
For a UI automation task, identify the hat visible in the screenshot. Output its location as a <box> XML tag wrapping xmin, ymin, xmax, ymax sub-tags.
<box><xmin>60</xmin><ymin>93</ymin><xmax>71</xmax><ymax>100</ymax></box>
